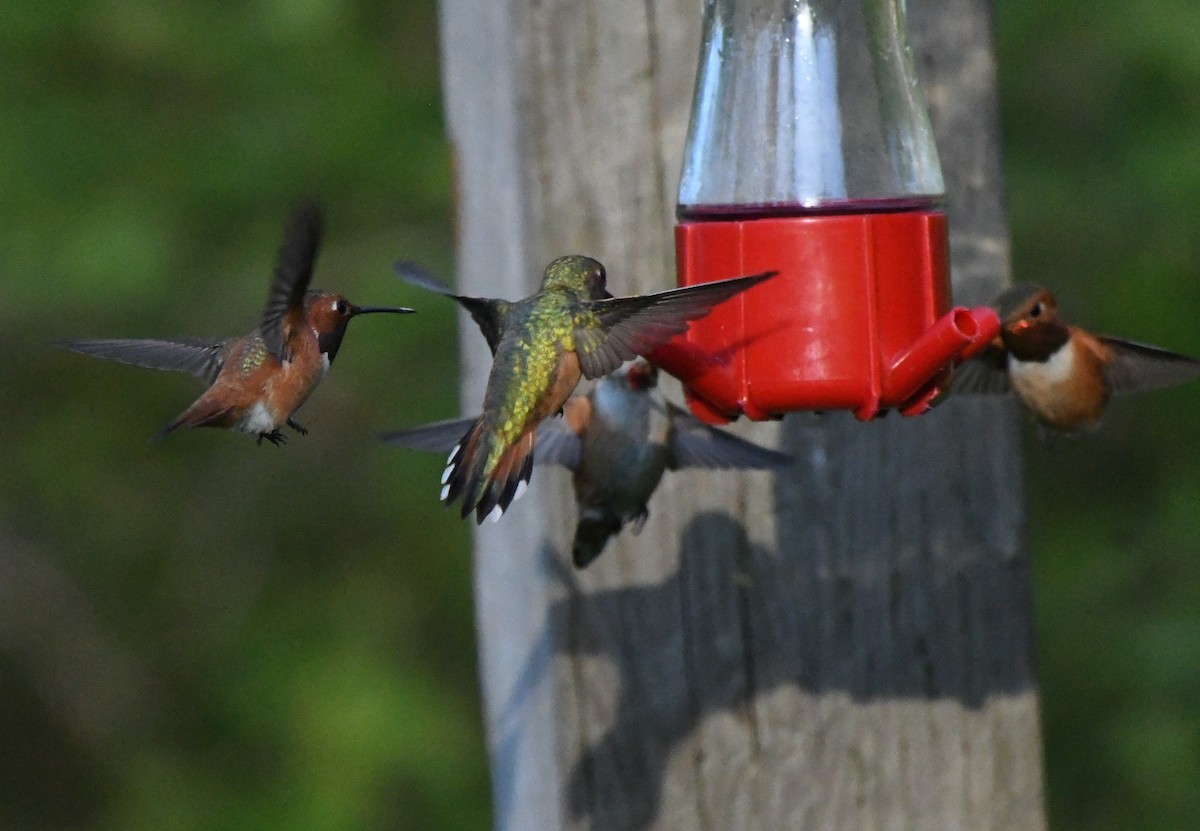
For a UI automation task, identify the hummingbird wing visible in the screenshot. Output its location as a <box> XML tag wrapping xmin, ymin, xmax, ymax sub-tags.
<box><xmin>262</xmin><ymin>202</ymin><xmax>323</xmax><ymax>363</ymax></box>
<box><xmin>1098</xmin><ymin>335</ymin><xmax>1200</xmax><ymax>394</ymax></box>
<box><xmin>382</xmin><ymin>408</ymin><xmax>586</xmax><ymax>471</ymax></box>
<box><xmin>948</xmin><ymin>343</ymin><xmax>1011</xmax><ymax>395</ymax></box>
<box><xmin>533</xmin><ymin>421</ymin><xmax>582</xmax><ymax>471</ymax></box>
<box><xmin>379</xmin><ymin>416</ymin><xmax>479</xmax><ymax>451</ymax></box>
<box><xmin>59</xmin><ymin>337</ymin><xmax>231</xmax><ymax>385</ymax></box>
<box><xmin>573</xmin><ymin>271</ymin><xmax>776</xmax><ymax>380</ymax></box>
<box><xmin>531</xmin><ymin>397</ymin><xmax>589</xmax><ymax>471</ymax></box>
<box><xmin>394</xmin><ymin>261</ymin><xmax>510</xmax><ymax>355</ymax></box>
<box><xmin>665</xmin><ymin>404</ymin><xmax>792</xmax><ymax>470</ymax></box>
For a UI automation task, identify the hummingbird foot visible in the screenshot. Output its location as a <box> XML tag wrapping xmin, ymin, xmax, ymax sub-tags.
<box><xmin>286</xmin><ymin>419</ymin><xmax>308</xmax><ymax>436</ymax></box>
<box><xmin>257</xmin><ymin>429</ymin><xmax>289</xmax><ymax>446</ymax></box>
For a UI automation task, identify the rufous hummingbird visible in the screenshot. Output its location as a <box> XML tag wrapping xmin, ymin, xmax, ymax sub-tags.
<box><xmin>393</xmin><ymin>257</ymin><xmax>775</xmax><ymax>523</ymax></box>
<box><xmin>60</xmin><ymin>202</ymin><xmax>414</xmax><ymax>445</ymax></box>
<box><xmin>384</xmin><ymin>357</ymin><xmax>791</xmax><ymax>566</ymax></box>
<box><xmin>953</xmin><ymin>283</ymin><xmax>1200</xmax><ymax>432</ymax></box>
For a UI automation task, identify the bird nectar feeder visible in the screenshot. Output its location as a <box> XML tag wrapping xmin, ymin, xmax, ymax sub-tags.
<box><xmin>649</xmin><ymin>0</ymin><xmax>1001</xmax><ymax>424</ymax></box>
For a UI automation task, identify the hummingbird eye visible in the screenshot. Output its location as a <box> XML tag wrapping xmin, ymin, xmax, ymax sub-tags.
<box><xmin>334</xmin><ymin>299</ymin><xmax>348</xmax><ymax>315</ymax></box>
<box><xmin>1029</xmin><ymin>302</ymin><xmax>1043</xmax><ymax>319</ymax></box>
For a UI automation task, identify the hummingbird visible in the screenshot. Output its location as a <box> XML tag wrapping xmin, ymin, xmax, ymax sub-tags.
<box><xmin>952</xmin><ymin>282</ymin><xmax>1200</xmax><ymax>432</ymax></box>
<box><xmin>393</xmin><ymin>257</ymin><xmax>775</xmax><ymax>523</ymax></box>
<box><xmin>384</xmin><ymin>358</ymin><xmax>792</xmax><ymax>567</ymax></box>
<box><xmin>60</xmin><ymin>202</ymin><xmax>414</xmax><ymax>445</ymax></box>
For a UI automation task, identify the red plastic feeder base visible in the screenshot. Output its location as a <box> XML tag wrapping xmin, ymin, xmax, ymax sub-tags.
<box><xmin>650</xmin><ymin>209</ymin><xmax>1000</xmax><ymax>425</ymax></box>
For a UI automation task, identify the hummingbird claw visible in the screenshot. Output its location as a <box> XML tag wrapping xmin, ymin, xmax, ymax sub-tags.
<box><xmin>257</xmin><ymin>429</ymin><xmax>289</xmax><ymax>447</ymax></box>
<box><xmin>286</xmin><ymin>419</ymin><xmax>308</xmax><ymax>436</ymax></box>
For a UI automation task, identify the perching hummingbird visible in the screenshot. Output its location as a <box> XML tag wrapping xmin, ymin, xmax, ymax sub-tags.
<box><xmin>952</xmin><ymin>283</ymin><xmax>1200</xmax><ymax>432</ymax></box>
<box><xmin>394</xmin><ymin>257</ymin><xmax>775</xmax><ymax>523</ymax></box>
<box><xmin>384</xmin><ymin>357</ymin><xmax>791</xmax><ymax>566</ymax></box>
<box><xmin>60</xmin><ymin>202</ymin><xmax>414</xmax><ymax>445</ymax></box>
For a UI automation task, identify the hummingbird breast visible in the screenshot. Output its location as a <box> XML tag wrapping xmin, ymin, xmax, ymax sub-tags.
<box><xmin>258</xmin><ymin>337</ymin><xmax>328</xmax><ymax>422</ymax></box>
<box><xmin>202</xmin><ymin>330</ymin><xmax>328</xmax><ymax>434</ymax></box>
<box><xmin>1008</xmin><ymin>336</ymin><xmax>1107</xmax><ymax>429</ymax></box>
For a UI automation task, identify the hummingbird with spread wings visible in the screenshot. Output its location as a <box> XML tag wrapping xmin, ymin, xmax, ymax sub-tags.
<box><xmin>385</xmin><ymin>357</ymin><xmax>791</xmax><ymax>566</ymax></box>
<box><xmin>60</xmin><ymin>203</ymin><xmax>414</xmax><ymax>445</ymax></box>
<box><xmin>953</xmin><ymin>283</ymin><xmax>1200</xmax><ymax>432</ymax></box>
<box><xmin>393</xmin><ymin>257</ymin><xmax>775</xmax><ymax>523</ymax></box>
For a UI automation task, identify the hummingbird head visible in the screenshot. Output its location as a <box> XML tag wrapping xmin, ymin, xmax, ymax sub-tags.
<box><xmin>617</xmin><ymin>357</ymin><xmax>659</xmax><ymax>392</ymax></box>
<box><xmin>540</xmin><ymin>255</ymin><xmax>611</xmax><ymax>300</ymax></box>
<box><xmin>304</xmin><ymin>290</ymin><xmax>414</xmax><ymax>362</ymax></box>
<box><xmin>995</xmin><ymin>283</ymin><xmax>1069</xmax><ymax>361</ymax></box>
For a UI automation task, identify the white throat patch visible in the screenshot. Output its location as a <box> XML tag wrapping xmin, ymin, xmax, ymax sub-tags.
<box><xmin>1009</xmin><ymin>338</ymin><xmax>1076</xmax><ymax>389</ymax></box>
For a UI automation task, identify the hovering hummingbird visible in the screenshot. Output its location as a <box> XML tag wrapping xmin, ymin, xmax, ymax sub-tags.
<box><xmin>394</xmin><ymin>257</ymin><xmax>775</xmax><ymax>523</ymax></box>
<box><xmin>952</xmin><ymin>282</ymin><xmax>1200</xmax><ymax>432</ymax></box>
<box><xmin>384</xmin><ymin>358</ymin><xmax>791</xmax><ymax>567</ymax></box>
<box><xmin>60</xmin><ymin>202</ymin><xmax>414</xmax><ymax>445</ymax></box>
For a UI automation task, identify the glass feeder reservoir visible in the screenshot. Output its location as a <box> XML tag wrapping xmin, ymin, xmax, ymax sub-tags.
<box><xmin>649</xmin><ymin>0</ymin><xmax>1000</xmax><ymax>423</ymax></box>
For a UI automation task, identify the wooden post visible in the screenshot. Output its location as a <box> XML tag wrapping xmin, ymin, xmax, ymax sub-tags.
<box><xmin>438</xmin><ymin>0</ymin><xmax>1047</xmax><ymax>828</ymax></box>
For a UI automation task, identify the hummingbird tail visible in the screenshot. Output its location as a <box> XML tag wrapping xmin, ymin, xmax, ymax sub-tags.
<box><xmin>442</xmin><ymin>420</ymin><xmax>537</xmax><ymax>524</ymax></box>
<box><xmin>440</xmin><ymin>419</ymin><xmax>484</xmax><ymax>509</ymax></box>
<box><xmin>152</xmin><ymin>403</ymin><xmax>236</xmax><ymax>442</ymax></box>
<box><xmin>572</xmin><ymin>511</ymin><xmax>622</xmax><ymax>569</ymax></box>
<box><xmin>473</xmin><ymin>430</ymin><xmax>535</xmax><ymax>524</ymax></box>
<box><xmin>151</xmin><ymin>419</ymin><xmax>184</xmax><ymax>443</ymax></box>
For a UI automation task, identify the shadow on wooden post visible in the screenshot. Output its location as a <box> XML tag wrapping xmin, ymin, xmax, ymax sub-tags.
<box><xmin>495</xmin><ymin>410</ymin><xmax>1038</xmax><ymax>831</ymax></box>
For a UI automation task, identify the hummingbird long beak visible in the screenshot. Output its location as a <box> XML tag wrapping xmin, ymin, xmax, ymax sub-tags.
<box><xmin>351</xmin><ymin>305</ymin><xmax>416</xmax><ymax>316</ymax></box>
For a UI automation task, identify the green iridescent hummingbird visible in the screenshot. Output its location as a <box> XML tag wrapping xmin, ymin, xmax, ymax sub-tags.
<box><xmin>394</xmin><ymin>256</ymin><xmax>775</xmax><ymax>523</ymax></box>
<box><xmin>384</xmin><ymin>357</ymin><xmax>792</xmax><ymax>567</ymax></box>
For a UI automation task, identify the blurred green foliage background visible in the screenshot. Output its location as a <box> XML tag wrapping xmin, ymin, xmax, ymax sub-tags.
<box><xmin>0</xmin><ymin>2</ymin><xmax>483</xmax><ymax>829</ymax></box>
<box><xmin>0</xmin><ymin>1</ymin><xmax>1197</xmax><ymax>829</ymax></box>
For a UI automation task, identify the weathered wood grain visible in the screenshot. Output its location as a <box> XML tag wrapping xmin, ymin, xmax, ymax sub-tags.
<box><xmin>438</xmin><ymin>0</ymin><xmax>1046</xmax><ymax>828</ymax></box>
